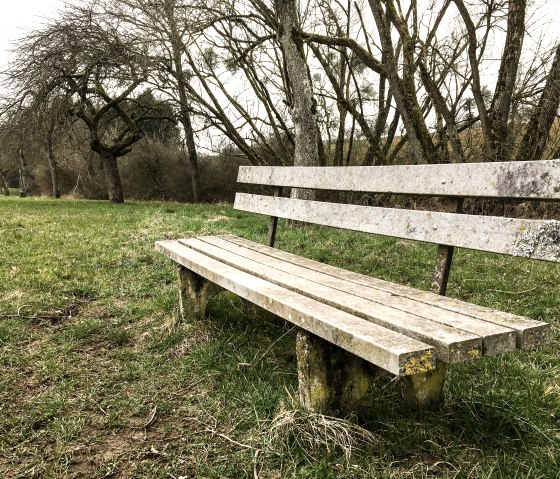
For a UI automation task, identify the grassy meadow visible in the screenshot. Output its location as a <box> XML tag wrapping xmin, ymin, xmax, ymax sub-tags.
<box><xmin>0</xmin><ymin>194</ymin><xmax>559</xmax><ymax>478</ymax></box>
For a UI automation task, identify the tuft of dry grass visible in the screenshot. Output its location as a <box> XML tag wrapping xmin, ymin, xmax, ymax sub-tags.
<box><xmin>265</xmin><ymin>409</ymin><xmax>378</xmax><ymax>464</ymax></box>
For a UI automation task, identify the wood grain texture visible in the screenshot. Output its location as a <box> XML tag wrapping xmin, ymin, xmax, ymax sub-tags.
<box><xmin>224</xmin><ymin>235</ymin><xmax>549</xmax><ymax>349</ymax></box>
<box><xmin>234</xmin><ymin>193</ymin><xmax>560</xmax><ymax>263</ymax></box>
<box><xmin>237</xmin><ymin>160</ymin><xmax>560</xmax><ymax>200</ymax></box>
<box><xmin>183</xmin><ymin>236</ymin><xmax>517</xmax><ymax>359</ymax></box>
<box><xmin>155</xmin><ymin>240</ymin><xmax>435</xmax><ymax>376</ymax></box>
<box><xmin>178</xmin><ymin>238</ymin><xmax>481</xmax><ymax>363</ymax></box>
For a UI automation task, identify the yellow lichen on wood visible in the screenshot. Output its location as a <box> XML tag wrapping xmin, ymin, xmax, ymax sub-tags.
<box><xmin>403</xmin><ymin>360</ymin><xmax>447</xmax><ymax>409</ymax></box>
<box><xmin>402</xmin><ymin>351</ymin><xmax>435</xmax><ymax>376</ymax></box>
<box><xmin>468</xmin><ymin>348</ymin><xmax>481</xmax><ymax>359</ymax></box>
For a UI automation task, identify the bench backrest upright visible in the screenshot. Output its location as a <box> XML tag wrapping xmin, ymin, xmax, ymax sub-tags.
<box><xmin>234</xmin><ymin>160</ymin><xmax>560</xmax><ymax>295</ymax></box>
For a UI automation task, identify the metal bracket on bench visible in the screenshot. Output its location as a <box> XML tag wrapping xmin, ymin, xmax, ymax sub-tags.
<box><xmin>267</xmin><ymin>186</ymin><xmax>283</xmax><ymax>247</ymax></box>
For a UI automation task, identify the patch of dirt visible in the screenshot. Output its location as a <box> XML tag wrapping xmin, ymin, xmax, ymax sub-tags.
<box><xmin>9</xmin><ymin>293</ymin><xmax>98</xmax><ymax>325</ymax></box>
<box><xmin>172</xmin><ymin>329</ymin><xmax>213</xmax><ymax>357</ymax></box>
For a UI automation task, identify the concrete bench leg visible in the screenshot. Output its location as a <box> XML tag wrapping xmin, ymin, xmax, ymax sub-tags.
<box><xmin>402</xmin><ymin>360</ymin><xmax>447</xmax><ymax>409</ymax></box>
<box><xmin>296</xmin><ymin>330</ymin><xmax>379</xmax><ymax>415</ymax></box>
<box><xmin>177</xmin><ymin>266</ymin><xmax>221</xmax><ymax>323</ymax></box>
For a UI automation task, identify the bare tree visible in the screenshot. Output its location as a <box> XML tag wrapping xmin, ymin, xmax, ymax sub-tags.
<box><xmin>276</xmin><ymin>0</ymin><xmax>321</xmax><ymax>192</ymax></box>
<box><xmin>0</xmin><ymin>171</ymin><xmax>8</xmax><ymax>196</ymax></box>
<box><xmin>516</xmin><ymin>44</ymin><xmax>560</xmax><ymax>162</ymax></box>
<box><xmin>302</xmin><ymin>0</ymin><xmax>560</xmax><ymax>164</ymax></box>
<box><xmin>4</xmin><ymin>1</ymin><xmax>150</xmax><ymax>202</ymax></box>
<box><xmin>106</xmin><ymin>0</ymin><xmax>205</xmax><ymax>201</ymax></box>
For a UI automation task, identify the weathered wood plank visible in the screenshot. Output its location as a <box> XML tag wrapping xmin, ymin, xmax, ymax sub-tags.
<box><xmin>194</xmin><ymin>235</ymin><xmax>517</xmax><ymax>356</ymax></box>
<box><xmin>225</xmin><ymin>235</ymin><xmax>550</xmax><ymax>349</ymax></box>
<box><xmin>237</xmin><ymin>160</ymin><xmax>560</xmax><ymax>200</ymax></box>
<box><xmin>233</xmin><ymin>193</ymin><xmax>560</xmax><ymax>263</ymax></box>
<box><xmin>179</xmin><ymin>237</ymin><xmax>483</xmax><ymax>363</ymax></box>
<box><xmin>155</xmin><ymin>240</ymin><xmax>435</xmax><ymax>376</ymax></box>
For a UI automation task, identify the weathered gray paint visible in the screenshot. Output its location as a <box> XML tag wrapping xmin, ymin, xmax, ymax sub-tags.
<box><xmin>225</xmin><ymin>235</ymin><xmax>549</xmax><ymax>349</ymax></box>
<box><xmin>233</xmin><ymin>193</ymin><xmax>560</xmax><ymax>263</ymax></box>
<box><xmin>156</xmin><ymin>240</ymin><xmax>435</xmax><ymax>376</ymax></box>
<box><xmin>187</xmin><ymin>236</ymin><xmax>517</xmax><ymax>357</ymax></box>
<box><xmin>237</xmin><ymin>159</ymin><xmax>560</xmax><ymax>200</ymax></box>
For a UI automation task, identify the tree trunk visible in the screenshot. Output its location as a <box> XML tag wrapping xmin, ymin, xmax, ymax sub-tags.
<box><xmin>46</xmin><ymin>125</ymin><xmax>60</xmax><ymax>198</ymax></box>
<box><xmin>164</xmin><ymin>0</ymin><xmax>201</xmax><ymax>202</ymax></box>
<box><xmin>99</xmin><ymin>151</ymin><xmax>124</xmax><ymax>203</ymax></box>
<box><xmin>19</xmin><ymin>148</ymin><xmax>28</xmax><ymax>198</ymax></box>
<box><xmin>368</xmin><ymin>0</ymin><xmax>439</xmax><ymax>165</ymax></box>
<box><xmin>334</xmin><ymin>107</ymin><xmax>347</xmax><ymax>167</ymax></box>
<box><xmin>0</xmin><ymin>171</ymin><xmax>9</xmax><ymax>196</ymax></box>
<box><xmin>489</xmin><ymin>0</ymin><xmax>526</xmax><ymax>161</ymax></box>
<box><xmin>182</xmin><ymin>111</ymin><xmax>201</xmax><ymax>202</ymax></box>
<box><xmin>516</xmin><ymin>43</ymin><xmax>560</xmax><ymax>162</ymax></box>
<box><xmin>277</xmin><ymin>0</ymin><xmax>320</xmax><ymax>200</ymax></box>
<box><xmin>317</xmin><ymin>126</ymin><xmax>327</xmax><ymax>167</ymax></box>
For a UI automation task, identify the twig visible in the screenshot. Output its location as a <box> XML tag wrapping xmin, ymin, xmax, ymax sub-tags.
<box><xmin>238</xmin><ymin>326</ymin><xmax>296</xmax><ymax>368</ymax></box>
<box><xmin>253</xmin><ymin>449</ymin><xmax>261</xmax><ymax>479</ymax></box>
<box><xmin>486</xmin><ymin>287</ymin><xmax>538</xmax><ymax>295</ymax></box>
<box><xmin>143</xmin><ymin>405</ymin><xmax>158</xmax><ymax>428</ymax></box>
<box><xmin>130</xmin><ymin>404</ymin><xmax>158</xmax><ymax>429</ymax></box>
<box><xmin>204</xmin><ymin>428</ymin><xmax>258</xmax><ymax>451</ymax></box>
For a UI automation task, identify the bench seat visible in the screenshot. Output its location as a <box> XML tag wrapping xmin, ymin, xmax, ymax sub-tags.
<box><xmin>156</xmin><ymin>234</ymin><xmax>548</xmax><ymax>375</ymax></box>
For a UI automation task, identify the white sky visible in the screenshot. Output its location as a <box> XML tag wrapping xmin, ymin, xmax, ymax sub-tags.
<box><xmin>0</xmin><ymin>0</ymin><xmax>558</xmax><ymax>104</ymax></box>
<box><xmin>1</xmin><ymin>0</ymin><xmax>558</xmax><ymax>71</ymax></box>
<box><xmin>0</xmin><ymin>0</ymin><xmax>64</xmax><ymax>72</ymax></box>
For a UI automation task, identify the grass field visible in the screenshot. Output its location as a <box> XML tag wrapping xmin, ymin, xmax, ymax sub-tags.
<box><xmin>0</xmin><ymin>194</ymin><xmax>559</xmax><ymax>478</ymax></box>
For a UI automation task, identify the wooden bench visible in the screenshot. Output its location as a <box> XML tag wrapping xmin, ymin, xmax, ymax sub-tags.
<box><xmin>156</xmin><ymin>160</ymin><xmax>558</xmax><ymax>413</ymax></box>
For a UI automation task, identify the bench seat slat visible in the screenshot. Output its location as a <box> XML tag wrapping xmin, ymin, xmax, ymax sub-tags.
<box><xmin>234</xmin><ymin>193</ymin><xmax>560</xmax><ymax>263</ymax></box>
<box><xmin>192</xmin><ymin>235</ymin><xmax>517</xmax><ymax>357</ymax></box>
<box><xmin>237</xmin><ymin>160</ymin><xmax>560</xmax><ymax>200</ymax></box>
<box><xmin>224</xmin><ymin>235</ymin><xmax>550</xmax><ymax>349</ymax></box>
<box><xmin>180</xmin><ymin>237</ymin><xmax>484</xmax><ymax>363</ymax></box>
<box><xmin>155</xmin><ymin>240</ymin><xmax>436</xmax><ymax>376</ymax></box>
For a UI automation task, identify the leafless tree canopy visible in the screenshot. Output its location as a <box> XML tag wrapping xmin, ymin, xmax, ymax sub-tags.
<box><xmin>0</xmin><ymin>0</ymin><xmax>558</xmax><ymax>201</ymax></box>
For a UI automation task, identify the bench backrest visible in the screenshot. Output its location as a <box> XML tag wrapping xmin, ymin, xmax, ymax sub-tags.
<box><xmin>234</xmin><ymin>160</ymin><xmax>560</xmax><ymax>293</ymax></box>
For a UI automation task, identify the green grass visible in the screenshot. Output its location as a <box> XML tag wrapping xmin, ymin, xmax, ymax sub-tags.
<box><xmin>0</xmin><ymin>194</ymin><xmax>559</xmax><ymax>478</ymax></box>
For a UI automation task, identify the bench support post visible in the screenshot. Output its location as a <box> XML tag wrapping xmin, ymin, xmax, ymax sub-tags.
<box><xmin>177</xmin><ymin>266</ymin><xmax>221</xmax><ymax>323</ymax></box>
<box><xmin>431</xmin><ymin>198</ymin><xmax>463</xmax><ymax>295</ymax></box>
<box><xmin>267</xmin><ymin>186</ymin><xmax>283</xmax><ymax>247</ymax></box>
<box><xmin>402</xmin><ymin>360</ymin><xmax>447</xmax><ymax>409</ymax></box>
<box><xmin>296</xmin><ymin>330</ymin><xmax>378</xmax><ymax>415</ymax></box>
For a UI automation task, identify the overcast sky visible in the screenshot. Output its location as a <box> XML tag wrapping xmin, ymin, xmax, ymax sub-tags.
<box><xmin>0</xmin><ymin>0</ymin><xmax>64</xmax><ymax>71</ymax></box>
<box><xmin>0</xmin><ymin>0</ymin><xmax>558</xmax><ymax>82</ymax></box>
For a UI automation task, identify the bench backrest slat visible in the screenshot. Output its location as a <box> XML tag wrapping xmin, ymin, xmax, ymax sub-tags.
<box><xmin>234</xmin><ymin>193</ymin><xmax>560</xmax><ymax>263</ymax></box>
<box><xmin>237</xmin><ymin>160</ymin><xmax>560</xmax><ymax>200</ymax></box>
